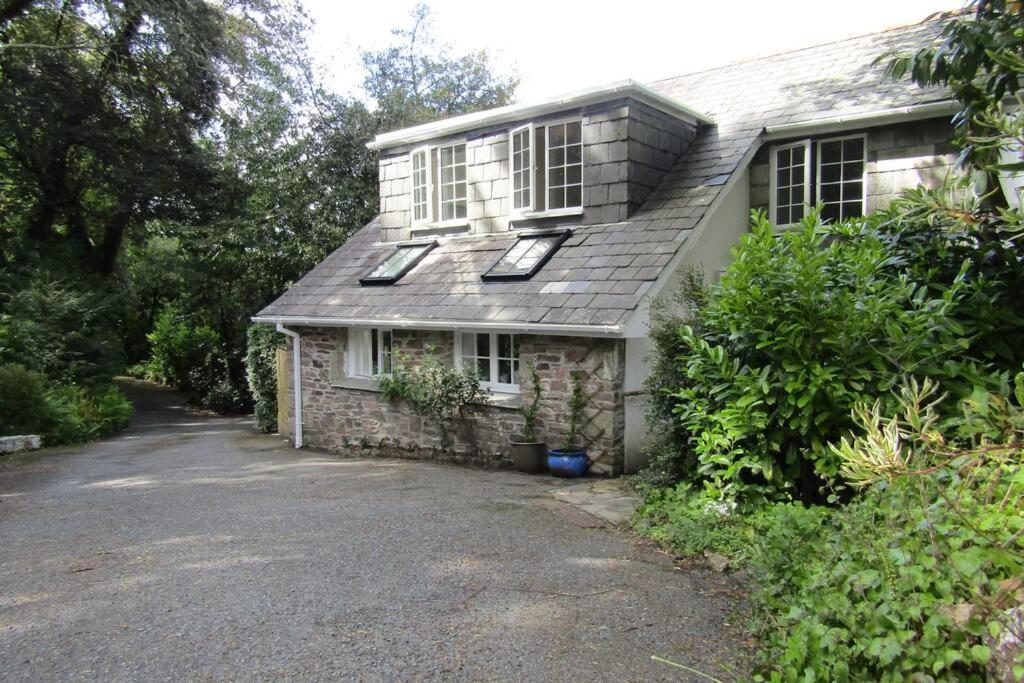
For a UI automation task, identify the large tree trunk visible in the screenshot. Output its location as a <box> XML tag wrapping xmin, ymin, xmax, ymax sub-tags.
<box><xmin>97</xmin><ymin>205</ymin><xmax>131</xmax><ymax>275</ymax></box>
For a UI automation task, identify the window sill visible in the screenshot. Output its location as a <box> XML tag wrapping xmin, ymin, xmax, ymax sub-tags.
<box><xmin>410</xmin><ymin>221</ymin><xmax>470</xmax><ymax>237</ymax></box>
<box><xmin>329</xmin><ymin>376</ymin><xmax>379</xmax><ymax>392</ymax></box>
<box><xmin>511</xmin><ymin>207</ymin><xmax>583</xmax><ymax>221</ymax></box>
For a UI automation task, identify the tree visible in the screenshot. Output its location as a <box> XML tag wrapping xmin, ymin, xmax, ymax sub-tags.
<box><xmin>361</xmin><ymin>2</ymin><xmax>518</xmax><ymax>131</ymax></box>
<box><xmin>881</xmin><ymin>0</ymin><xmax>1024</xmax><ymax>170</ymax></box>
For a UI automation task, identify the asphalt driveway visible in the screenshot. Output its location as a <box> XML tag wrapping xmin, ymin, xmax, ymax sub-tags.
<box><xmin>0</xmin><ymin>380</ymin><xmax>744</xmax><ymax>681</ymax></box>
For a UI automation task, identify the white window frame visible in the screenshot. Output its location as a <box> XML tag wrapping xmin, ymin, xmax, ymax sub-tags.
<box><xmin>436</xmin><ymin>141</ymin><xmax>468</xmax><ymax>225</ymax></box>
<box><xmin>347</xmin><ymin>327</ymin><xmax>393</xmax><ymax>379</ymax></box>
<box><xmin>454</xmin><ymin>331</ymin><xmax>520</xmax><ymax>393</ymax></box>
<box><xmin>544</xmin><ymin>117</ymin><xmax>584</xmax><ymax>212</ymax></box>
<box><xmin>409</xmin><ymin>146</ymin><xmax>432</xmax><ymax>227</ymax></box>
<box><xmin>508</xmin><ymin>123</ymin><xmax>535</xmax><ymax>215</ymax></box>
<box><xmin>768</xmin><ymin>139</ymin><xmax>811</xmax><ymax>230</ymax></box>
<box><xmin>815</xmin><ymin>133</ymin><xmax>868</xmax><ymax>222</ymax></box>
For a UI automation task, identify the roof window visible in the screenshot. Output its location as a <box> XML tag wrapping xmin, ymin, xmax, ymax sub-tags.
<box><xmin>481</xmin><ymin>230</ymin><xmax>569</xmax><ymax>281</ymax></box>
<box><xmin>360</xmin><ymin>241</ymin><xmax>436</xmax><ymax>286</ymax></box>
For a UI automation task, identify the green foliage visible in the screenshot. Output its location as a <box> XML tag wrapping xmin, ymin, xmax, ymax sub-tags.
<box><xmin>0</xmin><ymin>364</ymin><xmax>131</xmax><ymax>444</ymax></box>
<box><xmin>245</xmin><ymin>324</ymin><xmax>283</xmax><ymax>433</ymax></box>
<box><xmin>666</xmin><ymin>210</ymin><xmax>979</xmax><ymax>502</ymax></box>
<box><xmin>0</xmin><ymin>364</ymin><xmax>53</xmax><ymax>436</ymax></box>
<box><xmin>518</xmin><ymin>361</ymin><xmax>542</xmax><ymax>442</ymax></box>
<box><xmin>560</xmin><ymin>372</ymin><xmax>586</xmax><ymax>452</ymax></box>
<box><xmin>748</xmin><ymin>375</ymin><xmax>1024</xmax><ymax>681</ymax></box>
<box><xmin>634</xmin><ymin>266</ymin><xmax>706</xmax><ymax>487</ymax></box>
<box><xmin>879</xmin><ymin>0</ymin><xmax>1023</xmax><ymax>169</ymax></box>
<box><xmin>0</xmin><ymin>265</ymin><xmax>127</xmax><ymax>385</ymax></box>
<box><xmin>361</xmin><ymin>2</ymin><xmax>518</xmax><ymax>130</ymax></box>
<box><xmin>143</xmin><ymin>306</ymin><xmax>246</xmax><ymax>411</ymax></box>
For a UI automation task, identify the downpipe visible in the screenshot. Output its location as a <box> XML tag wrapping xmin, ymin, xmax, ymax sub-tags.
<box><xmin>276</xmin><ymin>323</ymin><xmax>303</xmax><ymax>448</ymax></box>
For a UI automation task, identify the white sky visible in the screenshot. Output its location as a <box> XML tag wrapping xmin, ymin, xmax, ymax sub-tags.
<box><xmin>302</xmin><ymin>0</ymin><xmax>957</xmax><ymax>103</ymax></box>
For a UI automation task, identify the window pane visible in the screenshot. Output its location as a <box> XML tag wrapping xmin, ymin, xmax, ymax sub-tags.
<box><xmin>549</xmin><ymin>188</ymin><xmax>564</xmax><ymax>209</ymax></box>
<box><xmin>366</xmin><ymin>244</ymin><xmax>431</xmax><ymax>280</ymax></box>
<box><xmin>843</xmin><ymin>138</ymin><xmax>864</xmax><ymax>159</ymax></box>
<box><xmin>842</xmin><ymin>161</ymin><xmax>862</xmax><ymax>179</ymax></box>
<box><xmin>371</xmin><ymin>329</ymin><xmax>379</xmax><ymax>375</ymax></box>
<box><xmin>549</xmin><ymin>148</ymin><xmax>564</xmax><ymax>167</ymax></box>
<box><xmin>776</xmin><ymin>206</ymin><xmax>789</xmax><ymax>225</ymax></box>
<box><xmin>498</xmin><ymin>334</ymin><xmax>512</xmax><ymax>357</ymax></box>
<box><xmin>476</xmin><ymin>358</ymin><xmax>490</xmax><ymax>381</ymax></box>
<box><xmin>820</xmin><ymin>183</ymin><xmax>841</xmax><ymax>203</ymax></box>
<box><xmin>549</xmin><ymin>124</ymin><xmax>565</xmax><ymax>146</ymax></box>
<box><xmin>566</xmin><ymin>185</ymin><xmax>581</xmax><ymax>208</ymax></box>
<box><xmin>462</xmin><ymin>333</ymin><xmax>475</xmax><ymax>352</ymax></box>
<box><xmin>776</xmin><ymin>148</ymin><xmax>790</xmax><ymax>167</ymax></box>
<box><xmin>476</xmin><ymin>333</ymin><xmax>489</xmax><ymax>357</ymax></box>
<box><xmin>842</xmin><ymin>201</ymin><xmax>863</xmax><ymax>218</ymax></box>
<box><xmin>844</xmin><ymin>181</ymin><xmax>863</xmax><ymax>200</ymax></box>
<box><xmin>484</xmin><ymin>234</ymin><xmax>564</xmax><ymax>279</ymax></box>
<box><xmin>791</xmin><ymin>204</ymin><xmax>804</xmax><ymax>221</ymax></box>
<box><xmin>550</xmin><ymin>167</ymin><xmax>565</xmax><ymax>188</ymax></box>
<box><xmin>820</xmin><ymin>140</ymin><xmax>842</xmax><ymax>161</ymax></box>
<box><xmin>497</xmin><ymin>359</ymin><xmax>512</xmax><ymax>385</ymax></box>
<box><xmin>821</xmin><ymin>203</ymin><xmax>839</xmax><ymax>222</ymax></box>
<box><xmin>566</xmin><ymin>145</ymin><xmax>582</xmax><ymax>165</ymax></box>
<box><xmin>819</xmin><ymin>163</ymin><xmax>841</xmax><ymax>184</ymax></box>
<box><xmin>566</xmin><ymin>121</ymin><xmax>581</xmax><ymax>144</ymax></box>
<box><xmin>778</xmin><ymin>168</ymin><xmax>790</xmax><ymax>187</ymax></box>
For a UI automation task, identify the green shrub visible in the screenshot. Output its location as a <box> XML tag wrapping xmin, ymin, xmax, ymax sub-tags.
<box><xmin>0</xmin><ymin>272</ymin><xmax>126</xmax><ymax>385</ymax></box>
<box><xmin>145</xmin><ymin>306</ymin><xmax>221</xmax><ymax>392</ymax></box>
<box><xmin>662</xmin><ymin>210</ymin><xmax>992</xmax><ymax>503</ymax></box>
<box><xmin>245</xmin><ymin>324</ymin><xmax>284</xmax><ymax>432</ymax></box>
<box><xmin>746</xmin><ymin>375</ymin><xmax>1024</xmax><ymax>681</ymax></box>
<box><xmin>0</xmin><ymin>364</ymin><xmax>131</xmax><ymax>444</ymax></box>
<box><xmin>43</xmin><ymin>383</ymin><xmax>133</xmax><ymax>445</ymax></box>
<box><xmin>0</xmin><ymin>364</ymin><xmax>53</xmax><ymax>436</ymax></box>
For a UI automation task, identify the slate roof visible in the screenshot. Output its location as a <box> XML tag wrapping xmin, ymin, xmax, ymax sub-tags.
<box><xmin>257</xmin><ymin>17</ymin><xmax>951</xmax><ymax>330</ymax></box>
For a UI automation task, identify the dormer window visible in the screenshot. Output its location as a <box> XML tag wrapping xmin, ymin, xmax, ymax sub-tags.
<box><xmin>411</xmin><ymin>148</ymin><xmax>431</xmax><ymax>225</ymax></box>
<box><xmin>407</xmin><ymin>143</ymin><xmax>467</xmax><ymax>227</ymax></box>
<box><xmin>769</xmin><ymin>134</ymin><xmax>866</xmax><ymax>228</ymax></box>
<box><xmin>438</xmin><ymin>143</ymin><xmax>467</xmax><ymax>221</ymax></box>
<box><xmin>509</xmin><ymin>120</ymin><xmax>583</xmax><ymax>219</ymax></box>
<box><xmin>546</xmin><ymin>121</ymin><xmax>583</xmax><ymax>210</ymax></box>
<box><xmin>360</xmin><ymin>241</ymin><xmax>436</xmax><ymax>286</ymax></box>
<box><xmin>510</xmin><ymin>125</ymin><xmax>534</xmax><ymax>212</ymax></box>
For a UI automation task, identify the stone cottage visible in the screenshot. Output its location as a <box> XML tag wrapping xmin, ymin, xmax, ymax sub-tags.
<box><xmin>255</xmin><ymin>16</ymin><xmax>976</xmax><ymax>474</ymax></box>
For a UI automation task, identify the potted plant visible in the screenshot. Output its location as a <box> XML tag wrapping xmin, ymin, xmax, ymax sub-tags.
<box><xmin>510</xmin><ymin>362</ymin><xmax>546</xmax><ymax>473</ymax></box>
<box><xmin>547</xmin><ymin>372</ymin><xmax>589</xmax><ymax>477</ymax></box>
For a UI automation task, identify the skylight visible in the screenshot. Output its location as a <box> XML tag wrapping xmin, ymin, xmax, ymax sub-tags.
<box><xmin>359</xmin><ymin>242</ymin><xmax>436</xmax><ymax>286</ymax></box>
<box><xmin>481</xmin><ymin>230</ymin><xmax>569</xmax><ymax>281</ymax></box>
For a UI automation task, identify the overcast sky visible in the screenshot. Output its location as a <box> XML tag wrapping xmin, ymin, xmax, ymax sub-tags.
<box><xmin>302</xmin><ymin>0</ymin><xmax>957</xmax><ymax>103</ymax></box>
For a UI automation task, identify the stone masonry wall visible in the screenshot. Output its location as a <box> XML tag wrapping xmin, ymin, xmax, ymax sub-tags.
<box><xmin>283</xmin><ymin>328</ymin><xmax>626</xmax><ymax>474</ymax></box>
<box><xmin>749</xmin><ymin>117</ymin><xmax>959</xmax><ymax>216</ymax></box>
<box><xmin>377</xmin><ymin>98</ymin><xmax>697</xmax><ymax>242</ymax></box>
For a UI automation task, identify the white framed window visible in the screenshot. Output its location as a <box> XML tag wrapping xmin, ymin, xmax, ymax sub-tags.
<box><xmin>509</xmin><ymin>124</ymin><xmax>534</xmax><ymax>213</ymax></box>
<box><xmin>348</xmin><ymin>328</ymin><xmax>393</xmax><ymax>379</ymax></box>
<box><xmin>816</xmin><ymin>134</ymin><xmax>866</xmax><ymax>223</ymax></box>
<box><xmin>410</xmin><ymin>147</ymin><xmax>431</xmax><ymax>225</ymax></box>
<box><xmin>456</xmin><ymin>332</ymin><xmax>520</xmax><ymax>392</ymax></box>
<box><xmin>437</xmin><ymin>142</ymin><xmax>468</xmax><ymax>222</ymax></box>
<box><xmin>768</xmin><ymin>140</ymin><xmax>811</xmax><ymax>228</ymax></box>
<box><xmin>546</xmin><ymin>120</ymin><xmax>583</xmax><ymax>210</ymax></box>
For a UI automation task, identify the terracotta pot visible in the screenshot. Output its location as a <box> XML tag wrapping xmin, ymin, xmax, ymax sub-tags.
<box><xmin>510</xmin><ymin>441</ymin><xmax>547</xmax><ymax>473</ymax></box>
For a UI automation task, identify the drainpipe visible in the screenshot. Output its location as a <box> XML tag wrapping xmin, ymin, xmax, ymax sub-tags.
<box><xmin>276</xmin><ymin>323</ymin><xmax>303</xmax><ymax>448</ymax></box>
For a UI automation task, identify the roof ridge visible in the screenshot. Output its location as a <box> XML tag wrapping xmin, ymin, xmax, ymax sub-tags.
<box><xmin>647</xmin><ymin>10</ymin><xmax>957</xmax><ymax>86</ymax></box>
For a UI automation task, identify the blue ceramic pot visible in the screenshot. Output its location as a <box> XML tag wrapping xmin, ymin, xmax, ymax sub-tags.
<box><xmin>547</xmin><ymin>448</ymin><xmax>588</xmax><ymax>477</ymax></box>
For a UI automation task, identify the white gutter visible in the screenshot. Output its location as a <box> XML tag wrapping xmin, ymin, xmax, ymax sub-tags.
<box><xmin>256</xmin><ymin>315</ymin><xmax>621</xmax><ymax>338</ymax></box>
<box><xmin>276</xmin><ymin>323</ymin><xmax>303</xmax><ymax>449</ymax></box>
<box><xmin>764</xmin><ymin>100</ymin><xmax>959</xmax><ymax>140</ymax></box>
<box><xmin>367</xmin><ymin>79</ymin><xmax>713</xmax><ymax>150</ymax></box>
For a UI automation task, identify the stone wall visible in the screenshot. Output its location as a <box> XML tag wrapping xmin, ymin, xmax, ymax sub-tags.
<box><xmin>376</xmin><ymin>98</ymin><xmax>698</xmax><ymax>242</ymax></box>
<box><xmin>282</xmin><ymin>328</ymin><xmax>626</xmax><ymax>474</ymax></box>
<box><xmin>749</xmin><ymin>117</ymin><xmax>959</xmax><ymax>216</ymax></box>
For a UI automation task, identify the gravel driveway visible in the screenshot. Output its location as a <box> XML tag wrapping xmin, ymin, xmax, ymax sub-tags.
<box><xmin>0</xmin><ymin>380</ymin><xmax>744</xmax><ymax>681</ymax></box>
